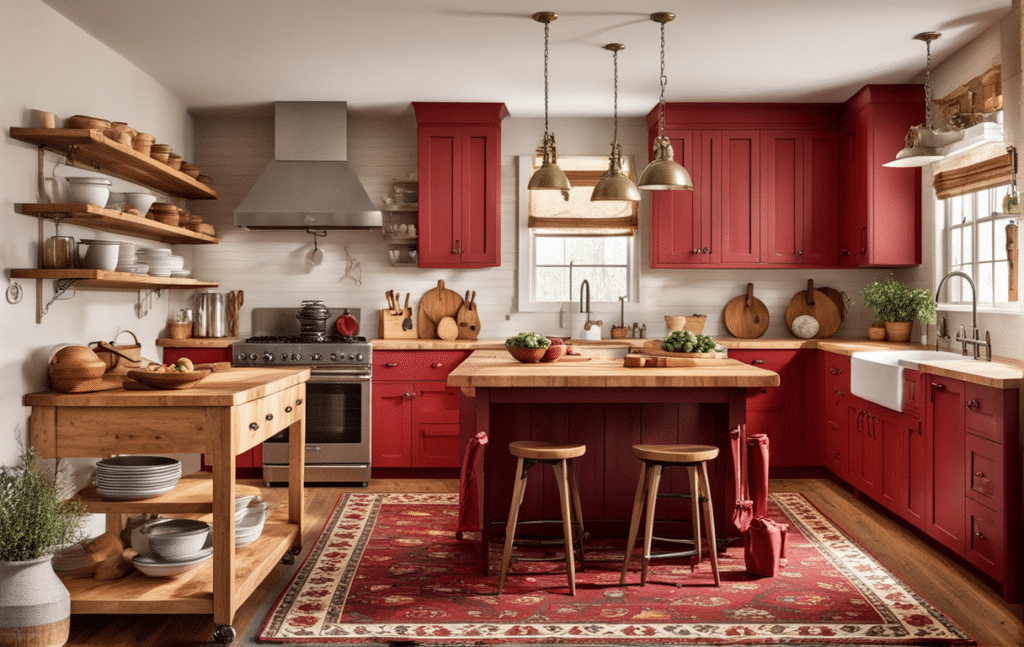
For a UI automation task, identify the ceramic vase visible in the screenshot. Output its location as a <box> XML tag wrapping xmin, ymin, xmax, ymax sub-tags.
<box><xmin>0</xmin><ymin>555</ymin><xmax>70</xmax><ymax>647</ymax></box>
<box><xmin>884</xmin><ymin>320</ymin><xmax>913</xmax><ymax>342</ymax></box>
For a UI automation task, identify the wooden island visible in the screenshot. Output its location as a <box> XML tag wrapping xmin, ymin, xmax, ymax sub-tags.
<box><xmin>23</xmin><ymin>367</ymin><xmax>309</xmax><ymax>643</ymax></box>
<box><xmin>448</xmin><ymin>350</ymin><xmax>779</xmax><ymax>574</ymax></box>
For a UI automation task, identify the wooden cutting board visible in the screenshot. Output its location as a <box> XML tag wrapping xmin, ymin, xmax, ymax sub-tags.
<box><xmin>819</xmin><ymin>287</ymin><xmax>848</xmax><ymax>321</ymax></box>
<box><xmin>631</xmin><ymin>356</ymin><xmax>745</xmax><ymax>368</ymax></box>
<box><xmin>417</xmin><ymin>280</ymin><xmax>463</xmax><ymax>340</ymax></box>
<box><xmin>785</xmin><ymin>279</ymin><xmax>841</xmax><ymax>338</ymax></box>
<box><xmin>455</xmin><ymin>291</ymin><xmax>481</xmax><ymax>340</ymax></box>
<box><xmin>723</xmin><ymin>283</ymin><xmax>770</xmax><ymax>339</ymax></box>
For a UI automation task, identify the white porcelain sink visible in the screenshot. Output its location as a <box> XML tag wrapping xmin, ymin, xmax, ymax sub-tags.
<box><xmin>850</xmin><ymin>350</ymin><xmax>966</xmax><ymax>412</ymax></box>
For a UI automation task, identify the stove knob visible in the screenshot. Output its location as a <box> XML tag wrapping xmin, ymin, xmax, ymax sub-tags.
<box><xmin>248</xmin><ymin>353</ymin><xmax>258</xmax><ymax>361</ymax></box>
<box><xmin>263</xmin><ymin>352</ymin><xmax>274</xmax><ymax>362</ymax></box>
<box><xmin>330</xmin><ymin>353</ymin><xmax>338</xmax><ymax>362</ymax></box>
<box><xmin>356</xmin><ymin>353</ymin><xmax>364</xmax><ymax>362</ymax></box>
<box><xmin>311</xmin><ymin>353</ymin><xmax>322</xmax><ymax>362</ymax></box>
<box><xmin>348</xmin><ymin>353</ymin><xmax>354</xmax><ymax>361</ymax></box>
<box><xmin>279</xmin><ymin>352</ymin><xmax>288</xmax><ymax>362</ymax></box>
<box><xmin>236</xmin><ymin>353</ymin><xmax>247</xmax><ymax>362</ymax></box>
<box><xmin>292</xmin><ymin>353</ymin><xmax>302</xmax><ymax>361</ymax></box>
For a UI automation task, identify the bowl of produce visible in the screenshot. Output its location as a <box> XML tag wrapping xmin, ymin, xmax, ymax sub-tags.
<box><xmin>505</xmin><ymin>332</ymin><xmax>551</xmax><ymax>363</ymax></box>
<box><xmin>657</xmin><ymin>330</ymin><xmax>724</xmax><ymax>357</ymax></box>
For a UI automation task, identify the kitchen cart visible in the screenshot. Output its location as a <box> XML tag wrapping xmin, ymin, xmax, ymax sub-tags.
<box><xmin>24</xmin><ymin>367</ymin><xmax>309</xmax><ymax>644</ymax></box>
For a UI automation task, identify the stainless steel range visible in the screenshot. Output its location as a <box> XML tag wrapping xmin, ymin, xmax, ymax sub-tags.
<box><xmin>232</xmin><ymin>304</ymin><xmax>371</xmax><ymax>486</ymax></box>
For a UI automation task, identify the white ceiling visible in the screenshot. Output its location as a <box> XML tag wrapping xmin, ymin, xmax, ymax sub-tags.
<box><xmin>41</xmin><ymin>0</ymin><xmax>1012</xmax><ymax>118</ymax></box>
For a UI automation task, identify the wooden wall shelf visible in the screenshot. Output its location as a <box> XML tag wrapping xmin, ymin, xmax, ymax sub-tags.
<box><xmin>9</xmin><ymin>128</ymin><xmax>218</xmax><ymax>200</ymax></box>
<box><xmin>10</xmin><ymin>268</ymin><xmax>218</xmax><ymax>290</ymax></box>
<box><xmin>17</xmin><ymin>203</ymin><xmax>218</xmax><ymax>244</ymax></box>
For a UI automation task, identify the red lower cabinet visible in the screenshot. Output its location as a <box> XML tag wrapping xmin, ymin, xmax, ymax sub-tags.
<box><xmin>926</xmin><ymin>376</ymin><xmax>966</xmax><ymax>554</ymax></box>
<box><xmin>730</xmin><ymin>349</ymin><xmax>809</xmax><ymax>467</ymax></box>
<box><xmin>901</xmin><ymin>416</ymin><xmax>929</xmax><ymax>532</ymax></box>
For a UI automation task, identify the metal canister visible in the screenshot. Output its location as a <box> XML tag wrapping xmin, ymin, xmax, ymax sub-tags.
<box><xmin>193</xmin><ymin>291</ymin><xmax>226</xmax><ymax>337</ymax></box>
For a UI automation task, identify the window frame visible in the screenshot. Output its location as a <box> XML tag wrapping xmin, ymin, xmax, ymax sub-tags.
<box><xmin>516</xmin><ymin>156</ymin><xmax>640</xmax><ymax>314</ymax></box>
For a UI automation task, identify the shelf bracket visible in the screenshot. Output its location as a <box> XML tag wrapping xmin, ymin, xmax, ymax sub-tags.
<box><xmin>135</xmin><ymin>288</ymin><xmax>163</xmax><ymax>319</ymax></box>
<box><xmin>38</xmin><ymin>278</ymin><xmax>81</xmax><ymax>322</ymax></box>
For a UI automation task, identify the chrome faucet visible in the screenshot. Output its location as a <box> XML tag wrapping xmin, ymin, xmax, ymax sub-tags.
<box><xmin>580</xmin><ymin>280</ymin><xmax>591</xmax><ymax>320</ymax></box>
<box><xmin>934</xmin><ymin>271</ymin><xmax>991</xmax><ymax>360</ymax></box>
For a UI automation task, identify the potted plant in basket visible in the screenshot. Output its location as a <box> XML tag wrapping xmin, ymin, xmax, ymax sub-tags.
<box><xmin>860</xmin><ymin>278</ymin><xmax>937</xmax><ymax>342</ymax></box>
<box><xmin>0</xmin><ymin>446</ymin><xmax>87</xmax><ymax>647</ymax></box>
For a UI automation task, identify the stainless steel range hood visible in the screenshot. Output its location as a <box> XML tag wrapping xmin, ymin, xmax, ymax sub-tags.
<box><xmin>234</xmin><ymin>102</ymin><xmax>381</xmax><ymax>230</ymax></box>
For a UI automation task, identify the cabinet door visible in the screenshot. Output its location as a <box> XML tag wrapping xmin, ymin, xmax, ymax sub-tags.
<box><xmin>411</xmin><ymin>382</ymin><xmax>462</xmax><ymax>468</ymax></box>
<box><xmin>877</xmin><ymin>407</ymin><xmax>904</xmax><ymax>511</ymax></box>
<box><xmin>762</xmin><ymin>130</ymin><xmax>803</xmax><ymax>264</ymax></box>
<box><xmin>824</xmin><ymin>418</ymin><xmax>846</xmax><ymax>479</ymax></box>
<box><xmin>860</xmin><ymin>410</ymin><xmax>883</xmax><ymax>500</ymax></box>
<box><xmin>848</xmin><ymin>405</ymin><xmax>865</xmax><ymax>485</ymax></box>
<box><xmin>650</xmin><ymin>129</ymin><xmax>703</xmax><ymax>266</ymax></box>
<box><xmin>371</xmin><ymin>381</ymin><xmax>413</xmax><ymax>467</ymax></box>
<box><xmin>802</xmin><ymin>129</ymin><xmax>839</xmax><ymax>265</ymax></box>
<box><xmin>926</xmin><ymin>376</ymin><xmax>966</xmax><ymax>553</ymax></box>
<box><xmin>719</xmin><ymin>130</ymin><xmax>760</xmax><ymax>264</ymax></box>
<box><xmin>456</xmin><ymin>124</ymin><xmax>501</xmax><ymax>267</ymax></box>
<box><xmin>418</xmin><ymin>124</ymin><xmax>460</xmax><ymax>266</ymax></box>
<box><xmin>902</xmin><ymin>417</ymin><xmax>930</xmax><ymax>531</ymax></box>
<box><xmin>839</xmin><ymin>108</ymin><xmax>868</xmax><ymax>267</ymax></box>
<box><xmin>731</xmin><ymin>350</ymin><xmax>804</xmax><ymax>466</ymax></box>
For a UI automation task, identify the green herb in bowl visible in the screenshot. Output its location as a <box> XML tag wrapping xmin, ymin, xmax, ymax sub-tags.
<box><xmin>662</xmin><ymin>330</ymin><xmax>718</xmax><ymax>354</ymax></box>
<box><xmin>505</xmin><ymin>332</ymin><xmax>551</xmax><ymax>349</ymax></box>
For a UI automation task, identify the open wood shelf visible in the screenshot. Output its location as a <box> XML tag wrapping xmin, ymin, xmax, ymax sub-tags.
<box><xmin>10</xmin><ymin>268</ymin><xmax>219</xmax><ymax>289</ymax></box>
<box><xmin>17</xmin><ymin>203</ymin><xmax>218</xmax><ymax>244</ymax></box>
<box><xmin>9</xmin><ymin>128</ymin><xmax>218</xmax><ymax>200</ymax></box>
<box><xmin>73</xmin><ymin>476</ymin><xmax>261</xmax><ymax>514</ymax></box>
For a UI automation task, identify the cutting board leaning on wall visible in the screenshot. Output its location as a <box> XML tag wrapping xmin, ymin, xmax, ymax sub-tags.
<box><xmin>417</xmin><ymin>280</ymin><xmax>463</xmax><ymax>340</ymax></box>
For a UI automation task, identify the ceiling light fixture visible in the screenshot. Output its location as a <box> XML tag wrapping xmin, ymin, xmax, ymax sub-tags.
<box><xmin>592</xmin><ymin>43</ymin><xmax>641</xmax><ymax>202</ymax></box>
<box><xmin>528</xmin><ymin>11</ymin><xmax>570</xmax><ymax>192</ymax></box>
<box><xmin>638</xmin><ymin>12</ymin><xmax>692</xmax><ymax>191</ymax></box>
<box><xmin>883</xmin><ymin>32</ymin><xmax>950</xmax><ymax>168</ymax></box>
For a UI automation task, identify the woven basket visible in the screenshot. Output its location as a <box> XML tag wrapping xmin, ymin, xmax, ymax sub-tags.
<box><xmin>167</xmin><ymin>321</ymin><xmax>192</xmax><ymax>340</ymax></box>
<box><xmin>90</xmin><ymin>330</ymin><xmax>143</xmax><ymax>371</ymax></box>
<box><xmin>664</xmin><ymin>314</ymin><xmax>706</xmax><ymax>334</ymax></box>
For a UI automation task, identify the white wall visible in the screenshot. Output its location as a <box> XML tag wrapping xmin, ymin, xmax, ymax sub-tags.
<box><xmin>1</xmin><ymin>0</ymin><xmax>196</xmax><ymax>493</ymax></box>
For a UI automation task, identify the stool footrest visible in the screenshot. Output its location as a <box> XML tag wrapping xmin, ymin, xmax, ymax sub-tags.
<box><xmin>646</xmin><ymin>548</ymin><xmax>699</xmax><ymax>561</ymax></box>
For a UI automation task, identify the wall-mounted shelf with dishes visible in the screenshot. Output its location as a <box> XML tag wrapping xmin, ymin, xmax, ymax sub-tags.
<box><xmin>381</xmin><ymin>178</ymin><xmax>419</xmax><ymax>266</ymax></box>
<box><xmin>385</xmin><ymin>243</ymin><xmax>418</xmax><ymax>267</ymax></box>
<box><xmin>16</xmin><ymin>203</ymin><xmax>219</xmax><ymax>245</ymax></box>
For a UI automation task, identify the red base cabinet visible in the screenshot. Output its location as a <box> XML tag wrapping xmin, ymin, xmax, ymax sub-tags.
<box><xmin>729</xmin><ymin>349</ymin><xmax>810</xmax><ymax>467</ymax></box>
<box><xmin>371</xmin><ymin>350</ymin><xmax>470</xmax><ymax>468</ymax></box>
<box><xmin>413</xmin><ymin>103</ymin><xmax>507</xmax><ymax>268</ymax></box>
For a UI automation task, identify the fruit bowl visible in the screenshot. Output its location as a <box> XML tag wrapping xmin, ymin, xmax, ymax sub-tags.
<box><xmin>505</xmin><ymin>345</ymin><xmax>547</xmax><ymax>363</ymax></box>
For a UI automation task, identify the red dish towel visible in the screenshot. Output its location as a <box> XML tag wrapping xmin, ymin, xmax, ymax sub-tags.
<box><xmin>746</xmin><ymin>434</ymin><xmax>770</xmax><ymax>519</ymax></box>
<box><xmin>456</xmin><ymin>431</ymin><xmax>488</xmax><ymax>540</ymax></box>
<box><xmin>730</xmin><ymin>426</ymin><xmax>754</xmax><ymax>534</ymax></box>
<box><xmin>744</xmin><ymin>517</ymin><xmax>789</xmax><ymax>577</ymax></box>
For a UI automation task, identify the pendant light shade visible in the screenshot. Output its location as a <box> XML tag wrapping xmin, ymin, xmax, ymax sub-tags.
<box><xmin>639</xmin><ymin>12</ymin><xmax>692</xmax><ymax>191</ymax></box>
<box><xmin>528</xmin><ymin>12</ymin><xmax>570</xmax><ymax>191</ymax></box>
<box><xmin>883</xmin><ymin>32</ymin><xmax>947</xmax><ymax>168</ymax></box>
<box><xmin>593</xmin><ymin>44</ymin><xmax>640</xmax><ymax>202</ymax></box>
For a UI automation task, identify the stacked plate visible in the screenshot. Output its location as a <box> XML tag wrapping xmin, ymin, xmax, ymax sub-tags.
<box><xmin>132</xmin><ymin>519</ymin><xmax>213</xmax><ymax>578</ymax></box>
<box><xmin>95</xmin><ymin>456</ymin><xmax>182</xmax><ymax>500</ymax></box>
<box><xmin>114</xmin><ymin>242</ymin><xmax>146</xmax><ymax>273</ymax></box>
<box><xmin>136</xmin><ymin>247</ymin><xmax>175</xmax><ymax>277</ymax></box>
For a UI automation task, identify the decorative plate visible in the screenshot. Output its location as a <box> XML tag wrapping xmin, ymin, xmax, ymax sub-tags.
<box><xmin>125</xmin><ymin>369</ymin><xmax>211</xmax><ymax>390</ymax></box>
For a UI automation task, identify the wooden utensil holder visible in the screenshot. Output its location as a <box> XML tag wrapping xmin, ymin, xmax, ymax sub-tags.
<box><xmin>378</xmin><ymin>309</ymin><xmax>418</xmax><ymax>339</ymax></box>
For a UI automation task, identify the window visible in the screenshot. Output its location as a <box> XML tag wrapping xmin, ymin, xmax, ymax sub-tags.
<box><xmin>941</xmin><ymin>184</ymin><xmax>1016</xmax><ymax>306</ymax></box>
<box><xmin>516</xmin><ymin>156</ymin><xmax>639</xmax><ymax>312</ymax></box>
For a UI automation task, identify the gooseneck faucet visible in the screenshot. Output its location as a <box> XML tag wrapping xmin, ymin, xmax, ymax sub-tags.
<box><xmin>934</xmin><ymin>270</ymin><xmax>991</xmax><ymax>360</ymax></box>
<box><xmin>580</xmin><ymin>280</ymin><xmax>591</xmax><ymax>319</ymax></box>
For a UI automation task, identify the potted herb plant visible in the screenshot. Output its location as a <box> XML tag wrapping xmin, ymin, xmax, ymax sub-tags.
<box><xmin>0</xmin><ymin>446</ymin><xmax>86</xmax><ymax>647</ymax></box>
<box><xmin>860</xmin><ymin>278</ymin><xmax>937</xmax><ymax>342</ymax></box>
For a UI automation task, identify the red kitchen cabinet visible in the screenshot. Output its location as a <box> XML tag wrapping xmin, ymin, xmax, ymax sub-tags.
<box><xmin>371</xmin><ymin>350</ymin><xmax>470</xmax><ymax>469</ymax></box>
<box><xmin>730</xmin><ymin>349</ymin><xmax>808</xmax><ymax>467</ymax></box>
<box><xmin>838</xmin><ymin>85</ymin><xmax>923</xmax><ymax>267</ymax></box>
<box><xmin>926</xmin><ymin>375</ymin><xmax>966</xmax><ymax>554</ymax></box>
<box><xmin>413</xmin><ymin>103</ymin><xmax>507</xmax><ymax>268</ymax></box>
<box><xmin>819</xmin><ymin>352</ymin><xmax>850</xmax><ymax>474</ymax></box>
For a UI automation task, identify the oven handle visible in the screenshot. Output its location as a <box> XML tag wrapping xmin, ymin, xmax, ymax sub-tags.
<box><xmin>308</xmin><ymin>372</ymin><xmax>373</xmax><ymax>384</ymax></box>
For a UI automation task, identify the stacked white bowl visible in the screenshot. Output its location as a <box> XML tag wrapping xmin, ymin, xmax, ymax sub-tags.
<box><xmin>136</xmin><ymin>247</ymin><xmax>175</xmax><ymax>276</ymax></box>
<box><xmin>115</xmin><ymin>242</ymin><xmax>140</xmax><ymax>273</ymax></box>
<box><xmin>65</xmin><ymin>176</ymin><xmax>112</xmax><ymax>206</ymax></box>
<box><xmin>95</xmin><ymin>456</ymin><xmax>182</xmax><ymax>500</ymax></box>
<box><xmin>132</xmin><ymin>518</ymin><xmax>213</xmax><ymax>578</ymax></box>
<box><xmin>79</xmin><ymin>239</ymin><xmax>121</xmax><ymax>271</ymax></box>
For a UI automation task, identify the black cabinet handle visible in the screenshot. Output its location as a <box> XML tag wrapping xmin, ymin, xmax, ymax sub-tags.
<box><xmin>834</xmin><ymin>390</ymin><xmax>846</xmax><ymax>397</ymax></box>
<box><xmin>431</xmin><ymin>363</ymin><xmax>443</xmax><ymax>368</ymax></box>
<box><xmin>385</xmin><ymin>362</ymin><xmax>399</xmax><ymax>368</ymax></box>
<box><xmin>296</xmin><ymin>398</ymin><xmax>303</xmax><ymax>405</ymax></box>
<box><xmin>830</xmin><ymin>367</ymin><xmax>842</xmax><ymax>375</ymax></box>
<box><xmin>751</xmin><ymin>359</ymin><xmax>766</xmax><ymax>365</ymax></box>
<box><xmin>265</xmin><ymin>413</ymin><xmax>274</xmax><ymax>421</ymax></box>
<box><xmin>966</xmin><ymin>399</ymin><xmax>979</xmax><ymax>411</ymax></box>
<box><xmin>975</xmin><ymin>471</ymin><xmax>985</xmax><ymax>478</ymax></box>
<box><xmin>285</xmin><ymin>406</ymin><xmax>293</xmax><ymax>413</ymax></box>
<box><xmin>249</xmin><ymin>422</ymin><xmax>259</xmax><ymax>431</ymax></box>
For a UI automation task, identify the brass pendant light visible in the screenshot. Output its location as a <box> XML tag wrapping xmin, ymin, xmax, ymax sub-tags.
<box><xmin>528</xmin><ymin>12</ymin><xmax>570</xmax><ymax>191</ymax></box>
<box><xmin>638</xmin><ymin>12</ymin><xmax>692</xmax><ymax>191</ymax></box>
<box><xmin>883</xmin><ymin>32</ymin><xmax>947</xmax><ymax>168</ymax></box>
<box><xmin>592</xmin><ymin>43</ymin><xmax>641</xmax><ymax>202</ymax></box>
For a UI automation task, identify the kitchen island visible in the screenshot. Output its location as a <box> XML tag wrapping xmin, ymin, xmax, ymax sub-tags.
<box><xmin>23</xmin><ymin>367</ymin><xmax>309</xmax><ymax>644</ymax></box>
<box><xmin>448</xmin><ymin>350</ymin><xmax>779</xmax><ymax>574</ymax></box>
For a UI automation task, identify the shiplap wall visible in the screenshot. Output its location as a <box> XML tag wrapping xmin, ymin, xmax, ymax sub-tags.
<box><xmin>183</xmin><ymin>113</ymin><xmax>908</xmax><ymax>342</ymax></box>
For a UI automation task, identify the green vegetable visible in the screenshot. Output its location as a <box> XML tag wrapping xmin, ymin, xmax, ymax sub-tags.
<box><xmin>505</xmin><ymin>332</ymin><xmax>552</xmax><ymax>349</ymax></box>
<box><xmin>662</xmin><ymin>330</ymin><xmax>718</xmax><ymax>353</ymax></box>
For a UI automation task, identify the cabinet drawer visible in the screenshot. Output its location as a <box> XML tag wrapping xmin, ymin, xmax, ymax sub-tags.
<box><xmin>374</xmin><ymin>350</ymin><xmax>471</xmax><ymax>381</ymax></box>
<box><xmin>966</xmin><ymin>434</ymin><xmax>1004</xmax><ymax>513</ymax></box>
<box><xmin>965</xmin><ymin>383</ymin><xmax>1011</xmax><ymax>443</ymax></box>
<box><xmin>731</xmin><ymin>350</ymin><xmax>799</xmax><ymax>409</ymax></box>
<box><xmin>821</xmin><ymin>352</ymin><xmax>850</xmax><ymax>422</ymax></box>
<box><xmin>235</xmin><ymin>385</ymin><xmax>304</xmax><ymax>454</ymax></box>
<box><xmin>966</xmin><ymin>499</ymin><xmax>1004</xmax><ymax>578</ymax></box>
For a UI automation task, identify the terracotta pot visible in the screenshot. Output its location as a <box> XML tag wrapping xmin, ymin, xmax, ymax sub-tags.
<box><xmin>867</xmin><ymin>326</ymin><xmax>886</xmax><ymax>341</ymax></box>
<box><xmin>0</xmin><ymin>555</ymin><xmax>71</xmax><ymax>647</ymax></box>
<box><xmin>883</xmin><ymin>320</ymin><xmax>913</xmax><ymax>342</ymax></box>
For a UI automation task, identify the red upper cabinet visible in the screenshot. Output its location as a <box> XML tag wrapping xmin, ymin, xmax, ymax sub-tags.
<box><xmin>414</xmin><ymin>103</ymin><xmax>507</xmax><ymax>268</ymax></box>
<box><xmin>839</xmin><ymin>85</ymin><xmax>924</xmax><ymax>267</ymax></box>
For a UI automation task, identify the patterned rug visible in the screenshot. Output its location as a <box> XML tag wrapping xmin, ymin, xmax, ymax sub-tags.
<box><xmin>257</xmin><ymin>492</ymin><xmax>974</xmax><ymax>645</ymax></box>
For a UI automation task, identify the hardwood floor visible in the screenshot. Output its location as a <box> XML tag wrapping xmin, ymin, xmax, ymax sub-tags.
<box><xmin>62</xmin><ymin>478</ymin><xmax>1022</xmax><ymax>646</ymax></box>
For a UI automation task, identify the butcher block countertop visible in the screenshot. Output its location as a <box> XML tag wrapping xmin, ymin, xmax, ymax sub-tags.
<box><xmin>447</xmin><ymin>350</ymin><xmax>779</xmax><ymax>389</ymax></box>
<box><xmin>23</xmin><ymin>367</ymin><xmax>309</xmax><ymax>407</ymax></box>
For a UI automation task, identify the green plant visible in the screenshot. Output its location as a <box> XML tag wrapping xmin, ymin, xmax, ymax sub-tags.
<box><xmin>861</xmin><ymin>278</ymin><xmax>937</xmax><ymax>324</ymax></box>
<box><xmin>662</xmin><ymin>330</ymin><xmax>718</xmax><ymax>353</ymax></box>
<box><xmin>0</xmin><ymin>447</ymin><xmax>87</xmax><ymax>562</ymax></box>
<box><xmin>505</xmin><ymin>332</ymin><xmax>551</xmax><ymax>349</ymax></box>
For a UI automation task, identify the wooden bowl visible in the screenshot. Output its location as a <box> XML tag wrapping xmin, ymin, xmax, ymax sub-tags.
<box><xmin>180</xmin><ymin>163</ymin><xmax>200</xmax><ymax>178</ymax></box>
<box><xmin>150</xmin><ymin>149</ymin><xmax>170</xmax><ymax>163</ymax></box>
<box><xmin>196</xmin><ymin>175</ymin><xmax>213</xmax><ymax>186</ymax></box>
<box><xmin>506</xmin><ymin>345</ymin><xmax>547</xmax><ymax>363</ymax></box>
<box><xmin>125</xmin><ymin>369</ymin><xmax>210</xmax><ymax>390</ymax></box>
<box><xmin>155</xmin><ymin>213</ymin><xmax>180</xmax><ymax>226</ymax></box>
<box><xmin>166</xmin><ymin>155</ymin><xmax>183</xmax><ymax>171</ymax></box>
<box><xmin>49</xmin><ymin>346</ymin><xmax>107</xmax><ymax>392</ymax></box>
<box><xmin>65</xmin><ymin>115</ymin><xmax>110</xmax><ymax>129</ymax></box>
<box><xmin>132</xmin><ymin>132</ymin><xmax>155</xmax><ymax>155</ymax></box>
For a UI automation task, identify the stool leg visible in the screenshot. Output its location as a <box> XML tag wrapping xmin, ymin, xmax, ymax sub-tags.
<box><xmin>497</xmin><ymin>457</ymin><xmax>529</xmax><ymax>595</ymax></box>
<box><xmin>566</xmin><ymin>459</ymin><xmax>586</xmax><ymax>568</ymax></box>
<box><xmin>698</xmin><ymin>461</ymin><xmax>720</xmax><ymax>586</ymax></box>
<box><xmin>619</xmin><ymin>462</ymin><xmax>650</xmax><ymax>585</ymax></box>
<box><xmin>687</xmin><ymin>464</ymin><xmax>701</xmax><ymax>569</ymax></box>
<box><xmin>552</xmin><ymin>460</ymin><xmax>577</xmax><ymax>595</ymax></box>
<box><xmin>640</xmin><ymin>464</ymin><xmax>663</xmax><ymax>586</ymax></box>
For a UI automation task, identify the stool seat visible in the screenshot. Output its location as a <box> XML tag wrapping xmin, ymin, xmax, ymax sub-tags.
<box><xmin>632</xmin><ymin>444</ymin><xmax>719</xmax><ymax>464</ymax></box>
<box><xmin>510</xmin><ymin>440</ymin><xmax>586</xmax><ymax>461</ymax></box>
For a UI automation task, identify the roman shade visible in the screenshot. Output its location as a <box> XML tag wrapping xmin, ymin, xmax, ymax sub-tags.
<box><xmin>933</xmin><ymin>152</ymin><xmax>1013</xmax><ymax>199</ymax></box>
<box><xmin>528</xmin><ymin>156</ymin><xmax>639</xmax><ymax>236</ymax></box>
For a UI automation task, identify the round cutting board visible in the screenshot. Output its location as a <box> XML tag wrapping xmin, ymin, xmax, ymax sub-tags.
<box><xmin>819</xmin><ymin>287</ymin><xmax>848</xmax><ymax>321</ymax></box>
<box><xmin>417</xmin><ymin>280</ymin><xmax>463</xmax><ymax>339</ymax></box>
<box><xmin>784</xmin><ymin>279</ymin><xmax>841</xmax><ymax>338</ymax></box>
<box><xmin>723</xmin><ymin>283</ymin><xmax>770</xmax><ymax>339</ymax></box>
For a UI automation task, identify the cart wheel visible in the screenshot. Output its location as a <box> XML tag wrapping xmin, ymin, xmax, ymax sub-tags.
<box><xmin>281</xmin><ymin>552</ymin><xmax>295</xmax><ymax>565</ymax></box>
<box><xmin>212</xmin><ymin>624</ymin><xmax>236</xmax><ymax>644</ymax></box>
<box><xmin>360</xmin><ymin>481</ymin><xmax>368</xmax><ymax>487</ymax></box>
<box><xmin>290</xmin><ymin>546</ymin><xmax>302</xmax><ymax>555</ymax></box>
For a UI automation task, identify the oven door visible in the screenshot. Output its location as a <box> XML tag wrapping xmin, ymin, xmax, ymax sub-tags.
<box><xmin>262</xmin><ymin>370</ymin><xmax>371</xmax><ymax>466</ymax></box>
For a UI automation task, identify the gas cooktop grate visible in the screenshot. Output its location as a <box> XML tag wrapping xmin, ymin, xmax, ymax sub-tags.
<box><xmin>243</xmin><ymin>335</ymin><xmax>367</xmax><ymax>344</ymax></box>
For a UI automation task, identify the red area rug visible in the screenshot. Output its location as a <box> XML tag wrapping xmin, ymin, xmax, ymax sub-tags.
<box><xmin>258</xmin><ymin>492</ymin><xmax>974</xmax><ymax>644</ymax></box>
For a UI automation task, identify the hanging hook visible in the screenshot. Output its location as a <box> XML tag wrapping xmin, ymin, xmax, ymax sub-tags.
<box><xmin>342</xmin><ymin>246</ymin><xmax>362</xmax><ymax>286</ymax></box>
<box><xmin>307</xmin><ymin>228</ymin><xmax>327</xmax><ymax>265</ymax></box>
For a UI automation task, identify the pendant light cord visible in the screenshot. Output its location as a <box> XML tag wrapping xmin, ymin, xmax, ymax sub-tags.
<box><xmin>613</xmin><ymin>46</ymin><xmax>619</xmax><ymax>144</ymax></box>
<box><xmin>658</xmin><ymin>19</ymin><xmax>667</xmax><ymax>137</ymax></box>
<box><xmin>544</xmin><ymin>19</ymin><xmax>550</xmax><ymax>139</ymax></box>
<box><xmin>924</xmin><ymin>37</ymin><xmax>933</xmax><ymax>131</ymax></box>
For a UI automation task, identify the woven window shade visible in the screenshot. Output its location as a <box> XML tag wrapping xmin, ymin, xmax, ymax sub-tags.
<box><xmin>528</xmin><ymin>156</ymin><xmax>639</xmax><ymax>236</ymax></box>
<box><xmin>933</xmin><ymin>153</ymin><xmax>1013</xmax><ymax>199</ymax></box>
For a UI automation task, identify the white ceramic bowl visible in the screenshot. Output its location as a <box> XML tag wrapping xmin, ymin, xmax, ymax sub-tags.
<box><xmin>132</xmin><ymin>547</ymin><xmax>212</xmax><ymax>577</ymax></box>
<box><xmin>141</xmin><ymin>519</ymin><xmax>210</xmax><ymax>561</ymax></box>
<box><xmin>123</xmin><ymin>192</ymin><xmax>156</xmax><ymax>214</ymax></box>
<box><xmin>79</xmin><ymin>240</ymin><xmax>120</xmax><ymax>271</ymax></box>
<box><xmin>235</xmin><ymin>501</ymin><xmax>270</xmax><ymax>547</ymax></box>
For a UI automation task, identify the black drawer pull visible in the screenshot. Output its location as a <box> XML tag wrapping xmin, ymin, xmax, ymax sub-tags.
<box><xmin>385</xmin><ymin>362</ymin><xmax>399</xmax><ymax>367</ymax></box>
<box><xmin>931</xmin><ymin>382</ymin><xmax>945</xmax><ymax>391</ymax></box>
<box><xmin>249</xmin><ymin>422</ymin><xmax>259</xmax><ymax>431</ymax></box>
<box><xmin>285</xmin><ymin>406</ymin><xmax>293</xmax><ymax>413</ymax></box>
<box><xmin>975</xmin><ymin>531</ymin><xmax>985</xmax><ymax>539</ymax></box>
<box><xmin>966</xmin><ymin>399</ymin><xmax>979</xmax><ymax>411</ymax></box>
<box><xmin>296</xmin><ymin>398</ymin><xmax>303</xmax><ymax>405</ymax></box>
<box><xmin>830</xmin><ymin>367</ymin><xmax>842</xmax><ymax>375</ymax></box>
<box><xmin>431</xmin><ymin>362</ymin><xmax>443</xmax><ymax>368</ymax></box>
<box><xmin>834</xmin><ymin>390</ymin><xmax>846</xmax><ymax>397</ymax></box>
<box><xmin>751</xmin><ymin>359</ymin><xmax>766</xmax><ymax>365</ymax></box>
<box><xmin>265</xmin><ymin>413</ymin><xmax>274</xmax><ymax>421</ymax></box>
<box><xmin>975</xmin><ymin>471</ymin><xmax>985</xmax><ymax>478</ymax></box>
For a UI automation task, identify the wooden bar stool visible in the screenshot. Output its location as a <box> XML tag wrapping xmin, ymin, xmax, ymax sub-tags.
<box><xmin>619</xmin><ymin>444</ymin><xmax>721</xmax><ymax>586</ymax></box>
<box><xmin>497</xmin><ymin>440</ymin><xmax>586</xmax><ymax>595</ymax></box>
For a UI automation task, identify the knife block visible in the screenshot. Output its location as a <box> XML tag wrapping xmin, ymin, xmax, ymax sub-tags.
<box><xmin>378</xmin><ymin>309</ymin><xmax>418</xmax><ymax>339</ymax></box>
